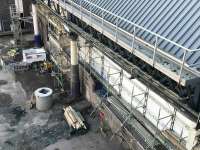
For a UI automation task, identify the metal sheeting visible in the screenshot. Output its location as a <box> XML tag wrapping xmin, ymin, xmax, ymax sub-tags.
<box><xmin>72</xmin><ymin>0</ymin><xmax>200</xmax><ymax>67</ymax></box>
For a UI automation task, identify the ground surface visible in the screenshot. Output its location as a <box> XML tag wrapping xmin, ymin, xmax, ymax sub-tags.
<box><xmin>0</xmin><ymin>68</ymin><xmax>123</xmax><ymax>150</ymax></box>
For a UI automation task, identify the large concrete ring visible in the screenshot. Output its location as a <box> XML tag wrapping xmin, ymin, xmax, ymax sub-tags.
<box><xmin>35</xmin><ymin>87</ymin><xmax>53</xmax><ymax>111</ymax></box>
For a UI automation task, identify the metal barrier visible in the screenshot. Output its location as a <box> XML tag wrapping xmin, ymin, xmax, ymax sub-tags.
<box><xmin>58</xmin><ymin>0</ymin><xmax>200</xmax><ymax>84</ymax></box>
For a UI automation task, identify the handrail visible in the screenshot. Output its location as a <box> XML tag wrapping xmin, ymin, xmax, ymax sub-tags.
<box><xmin>72</xmin><ymin>0</ymin><xmax>199</xmax><ymax>53</ymax></box>
<box><xmin>56</xmin><ymin>0</ymin><xmax>200</xmax><ymax>82</ymax></box>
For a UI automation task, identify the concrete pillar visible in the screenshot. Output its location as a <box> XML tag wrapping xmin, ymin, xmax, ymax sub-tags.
<box><xmin>62</xmin><ymin>10</ymin><xmax>70</xmax><ymax>21</ymax></box>
<box><xmin>70</xmin><ymin>32</ymin><xmax>80</xmax><ymax>98</ymax></box>
<box><xmin>15</xmin><ymin>0</ymin><xmax>23</xmax><ymax>13</ymax></box>
<box><xmin>32</xmin><ymin>0</ymin><xmax>41</xmax><ymax>47</ymax></box>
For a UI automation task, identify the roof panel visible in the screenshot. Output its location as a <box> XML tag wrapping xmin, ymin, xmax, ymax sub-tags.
<box><xmin>73</xmin><ymin>0</ymin><xmax>200</xmax><ymax>67</ymax></box>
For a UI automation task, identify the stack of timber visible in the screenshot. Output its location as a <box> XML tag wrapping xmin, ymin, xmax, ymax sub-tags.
<box><xmin>64</xmin><ymin>106</ymin><xmax>87</xmax><ymax>134</ymax></box>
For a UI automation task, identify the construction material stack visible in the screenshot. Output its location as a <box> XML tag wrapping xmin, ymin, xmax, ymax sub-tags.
<box><xmin>64</xmin><ymin>106</ymin><xmax>87</xmax><ymax>134</ymax></box>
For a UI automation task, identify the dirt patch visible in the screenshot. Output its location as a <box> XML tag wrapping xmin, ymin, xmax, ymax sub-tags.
<box><xmin>0</xmin><ymin>93</ymin><xmax>13</xmax><ymax>107</ymax></box>
<box><xmin>10</xmin><ymin>106</ymin><xmax>26</xmax><ymax>125</ymax></box>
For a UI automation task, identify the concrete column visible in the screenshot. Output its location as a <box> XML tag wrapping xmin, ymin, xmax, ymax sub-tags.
<box><xmin>32</xmin><ymin>0</ymin><xmax>41</xmax><ymax>47</ymax></box>
<box><xmin>70</xmin><ymin>32</ymin><xmax>80</xmax><ymax>98</ymax></box>
<box><xmin>15</xmin><ymin>0</ymin><xmax>23</xmax><ymax>13</ymax></box>
<box><xmin>65</xmin><ymin>11</ymin><xmax>69</xmax><ymax>20</ymax></box>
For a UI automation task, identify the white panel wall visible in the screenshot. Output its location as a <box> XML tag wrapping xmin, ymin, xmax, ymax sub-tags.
<box><xmin>78</xmin><ymin>37</ymin><xmax>196</xmax><ymax>145</ymax></box>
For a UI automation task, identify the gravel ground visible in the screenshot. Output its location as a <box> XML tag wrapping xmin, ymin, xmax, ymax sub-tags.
<box><xmin>0</xmin><ymin>68</ymin><xmax>123</xmax><ymax>150</ymax></box>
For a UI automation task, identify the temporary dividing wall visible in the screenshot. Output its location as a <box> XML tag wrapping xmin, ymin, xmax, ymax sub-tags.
<box><xmin>78</xmin><ymin>37</ymin><xmax>196</xmax><ymax>148</ymax></box>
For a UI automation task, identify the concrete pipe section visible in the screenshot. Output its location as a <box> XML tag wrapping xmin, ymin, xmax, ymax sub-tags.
<box><xmin>32</xmin><ymin>0</ymin><xmax>42</xmax><ymax>47</ymax></box>
<box><xmin>35</xmin><ymin>87</ymin><xmax>53</xmax><ymax>111</ymax></box>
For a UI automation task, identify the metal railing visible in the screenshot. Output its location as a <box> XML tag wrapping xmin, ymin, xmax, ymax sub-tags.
<box><xmin>57</xmin><ymin>0</ymin><xmax>200</xmax><ymax>84</ymax></box>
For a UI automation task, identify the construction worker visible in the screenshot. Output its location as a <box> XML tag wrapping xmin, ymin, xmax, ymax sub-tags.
<box><xmin>40</xmin><ymin>61</ymin><xmax>53</xmax><ymax>73</ymax></box>
<box><xmin>47</xmin><ymin>62</ymin><xmax>53</xmax><ymax>72</ymax></box>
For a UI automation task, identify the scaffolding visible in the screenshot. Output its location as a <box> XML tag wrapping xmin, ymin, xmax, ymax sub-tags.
<box><xmin>78</xmin><ymin>39</ymin><xmax>188</xmax><ymax>149</ymax></box>
<box><xmin>49</xmin><ymin>43</ymin><xmax>68</xmax><ymax>92</ymax></box>
<box><xmin>37</xmin><ymin>1</ymin><xmax>199</xmax><ymax>149</ymax></box>
<box><xmin>55</xmin><ymin>0</ymin><xmax>200</xmax><ymax>88</ymax></box>
<box><xmin>47</xmin><ymin>14</ymin><xmax>70</xmax><ymax>92</ymax></box>
<box><xmin>38</xmin><ymin>0</ymin><xmax>199</xmax><ymax>120</ymax></box>
<box><xmin>9</xmin><ymin>4</ymin><xmax>33</xmax><ymax>48</ymax></box>
<box><xmin>9</xmin><ymin>4</ymin><xmax>22</xmax><ymax>47</ymax></box>
<box><xmin>52</xmin><ymin>63</ymin><xmax>65</xmax><ymax>91</ymax></box>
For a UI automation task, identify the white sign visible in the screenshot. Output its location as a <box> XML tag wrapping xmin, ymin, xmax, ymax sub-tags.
<box><xmin>23</xmin><ymin>48</ymin><xmax>46</xmax><ymax>64</ymax></box>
